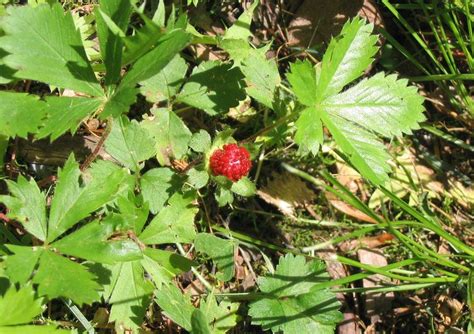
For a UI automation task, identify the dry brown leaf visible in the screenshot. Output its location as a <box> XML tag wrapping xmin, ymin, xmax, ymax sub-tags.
<box><xmin>257</xmin><ymin>171</ymin><xmax>316</xmax><ymax>217</ymax></box>
<box><xmin>327</xmin><ymin>195</ymin><xmax>380</xmax><ymax>224</ymax></box>
<box><xmin>287</xmin><ymin>0</ymin><xmax>384</xmax><ymax>48</ymax></box>
<box><xmin>436</xmin><ymin>294</ymin><xmax>464</xmax><ymax>327</ymax></box>
<box><xmin>339</xmin><ymin>233</ymin><xmax>394</xmax><ymax>253</ymax></box>
<box><xmin>357</xmin><ymin>249</ymin><xmax>394</xmax><ymax>324</ymax></box>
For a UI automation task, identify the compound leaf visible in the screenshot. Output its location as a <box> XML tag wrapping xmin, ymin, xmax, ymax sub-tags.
<box><xmin>37</xmin><ymin>96</ymin><xmax>102</xmax><ymax>140</ymax></box>
<box><xmin>294</xmin><ymin>107</ymin><xmax>323</xmax><ymax>155</ymax></box>
<box><xmin>0</xmin><ymin>3</ymin><xmax>103</xmax><ymax>96</ymax></box>
<box><xmin>47</xmin><ymin>155</ymin><xmax>129</xmax><ymax>242</ymax></box>
<box><xmin>0</xmin><ymin>91</ymin><xmax>47</xmax><ymax>139</ymax></box>
<box><xmin>0</xmin><ymin>175</ymin><xmax>47</xmax><ymax>241</ymax></box>
<box><xmin>107</xmin><ymin>261</ymin><xmax>154</xmax><ymax>333</ymax></box>
<box><xmin>323</xmin><ymin>72</ymin><xmax>426</xmax><ymax>138</ymax></box>
<box><xmin>0</xmin><ymin>285</ymin><xmax>43</xmax><ymax>326</ymax></box>
<box><xmin>317</xmin><ymin>17</ymin><xmax>378</xmax><ymax>100</ymax></box>
<box><xmin>33</xmin><ymin>250</ymin><xmax>101</xmax><ymax>306</ymax></box>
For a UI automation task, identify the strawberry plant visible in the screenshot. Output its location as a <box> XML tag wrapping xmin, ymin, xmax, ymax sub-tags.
<box><xmin>1</xmin><ymin>1</ymin><xmax>467</xmax><ymax>333</ymax></box>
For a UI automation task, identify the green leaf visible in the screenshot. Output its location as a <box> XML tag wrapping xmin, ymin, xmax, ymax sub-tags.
<box><xmin>141</xmin><ymin>108</ymin><xmax>192</xmax><ymax>166</ymax></box>
<box><xmin>249</xmin><ymin>254</ymin><xmax>342</xmax><ymax>334</ymax></box>
<box><xmin>4</xmin><ymin>245</ymin><xmax>43</xmax><ymax>284</ymax></box>
<box><xmin>195</xmin><ymin>233</ymin><xmax>235</xmax><ymax>282</ymax></box>
<box><xmin>231</xmin><ymin>177</ymin><xmax>256</xmax><ymax>197</ymax></box>
<box><xmin>0</xmin><ymin>325</ymin><xmax>73</xmax><ymax>334</ymax></box>
<box><xmin>139</xmin><ymin>54</ymin><xmax>187</xmax><ymax>103</ymax></box>
<box><xmin>323</xmin><ymin>72</ymin><xmax>426</xmax><ymax>138</ymax></box>
<box><xmin>107</xmin><ymin>261</ymin><xmax>154</xmax><ymax>333</ymax></box>
<box><xmin>0</xmin><ymin>175</ymin><xmax>47</xmax><ymax>241</ymax></box>
<box><xmin>191</xmin><ymin>309</ymin><xmax>212</xmax><ymax>334</ymax></box>
<box><xmin>37</xmin><ymin>96</ymin><xmax>102</xmax><ymax>140</ymax></box>
<box><xmin>52</xmin><ymin>216</ymin><xmax>143</xmax><ymax>264</ymax></box>
<box><xmin>240</xmin><ymin>49</ymin><xmax>280</xmax><ymax>108</ymax></box>
<box><xmin>177</xmin><ymin>61</ymin><xmax>246</xmax><ymax>115</ymax></box>
<box><xmin>189</xmin><ymin>130</ymin><xmax>211</xmax><ymax>153</ymax></box>
<box><xmin>139</xmin><ymin>192</ymin><xmax>197</xmax><ymax>245</ymax></box>
<box><xmin>0</xmin><ymin>3</ymin><xmax>103</xmax><ymax>96</ymax></box>
<box><xmin>116</xmin><ymin>193</ymin><xmax>149</xmax><ymax>234</ymax></box>
<box><xmin>224</xmin><ymin>0</ymin><xmax>259</xmax><ymax>40</ymax></box>
<box><xmin>317</xmin><ymin>17</ymin><xmax>378</xmax><ymax>100</ymax></box>
<box><xmin>155</xmin><ymin>283</ymin><xmax>194</xmax><ymax>331</ymax></box>
<box><xmin>320</xmin><ymin>111</ymin><xmax>391</xmax><ymax>185</ymax></box>
<box><xmin>101</xmin><ymin>86</ymin><xmax>138</xmax><ymax>118</ymax></box>
<box><xmin>215</xmin><ymin>187</ymin><xmax>234</xmax><ymax>207</ymax></box>
<box><xmin>199</xmin><ymin>295</ymin><xmax>239</xmax><ymax>334</ymax></box>
<box><xmin>140</xmin><ymin>168</ymin><xmax>180</xmax><ymax>214</ymax></box>
<box><xmin>33</xmin><ymin>250</ymin><xmax>101</xmax><ymax>305</ymax></box>
<box><xmin>294</xmin><ymin>107</ymin><xmax>323</xmax><ymax>155</ymax></box>
<box><xmin>0</xmin><ymin>92</ymin><xmax>47</xmax><ymax>138</ymax></box>
<box><xmin>95</xmin><ymin>0</ymin><xmax>132</xmax><ymax>86</ymax></box>
<box><xmin>47</xmin><ymin>155</ymin><xmax>129</xmax><ymax>242</ymax></box>
<box><xmin>287</xmin><ymin>60</ymin><xmax>318</xmax><ymax>106</ymax></box>
<box><xmin>105</xmin><ymin>116</ymin><xmax>156</xmax><ymax>171</ymax></box>
<box><xmin>186</xmin><ymin>167</ymin><xmax>209</xmax><ymax>189</ymax></box>
<box><xmin>0</xmin><ymin>285</ymin><xmax>43</xmax><ymax>326</ymax></box>
<box><xmin>141</xmin><ymin>248</ymin><xmax>195</xmax><ymax>288</ymax></box>
<box><xmin>120</xmin><ymin>28</ymin><xmax>190</xmax><ymax>88</ymax></box>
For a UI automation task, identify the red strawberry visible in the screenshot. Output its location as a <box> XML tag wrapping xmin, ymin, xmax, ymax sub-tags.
<box><xmin>209</xmin><ymin>144</ymin><xmax>252</xmax><ymax>182</ymax></box>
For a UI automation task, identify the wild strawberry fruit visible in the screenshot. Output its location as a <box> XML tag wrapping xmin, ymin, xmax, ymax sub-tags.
<box><xmin>209</xmin><ymin>144</ymin><xmax>252</xmax><ymax>182</ymax></box>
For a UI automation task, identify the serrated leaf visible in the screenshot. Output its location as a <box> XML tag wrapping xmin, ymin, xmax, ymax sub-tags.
<box><xmin>195</xmin><ymin>233</ymin><xmax>235</xmax><ymax>282</ymax></box>
<box><xmin>177</xmin><ymin>61</ymin><xmax>246</xmax><ymax>115</ymax></box>
<box><xmin>189</xmin><ymin>130</ymin><xmax>211</xmax><ymax>153</ymax></box>
<box><xmin>101</xmin><ymin>86</ymin><xmax>138</xmax><ymax>118</ymax></box>
<box><xmin>107</xmin><ymin>261</ymin><xmax>153</xmax><ymax>333</ymax></box>
<box><xmin>139</xmin><ymin>192</ymin><xmax>197</xmax><ymax>244</ymax></box>
<box><xmin>141</xmin><ymin>248</ymin><xmax>195</xmax><ymax>288</ymax></box>
<box><xmin>0</xmin><ymin>3</ymin><xmax>103</xmax><ymax>96</ymax></box>
<box><xmin>155</xmin><ymin>283</ymin><xmax>194</xmax><ymax>331</ymax></box>
<box><xmin>294</xmin><ymin>107</ymin><xmax>323</xmax><ymax>155</ymax></box>
<box><xmin>249</xmin><ymin>254</ymin><xmax>342</xmax><ymax>334</ymax></box>
<box><xmin>37</xmin><ymin>96</ymin><xmax>102</xmax><ymax>140</ymax></box>
<box><xmin>120</xmin><ymin>28</ymin><xmax>190</xmax><ymax>88</ymax></box>
<box><xmin>321</xmin><ymin>111</ymin><xmax>391</xmax><ymax>185</ymax></box>
<box><xmin>4</xmin><ymin>245</ymin><xmax>43</xmax><ymax>284</ymax></box>
<box><xmin>0</xmin><ymin>285</ymin><xmax>43</xmax><ymax>326</ymax></box>
<box><xmin>240</xmin><ymin>49</ymin><xmax>280</xmax><ymax>108</ymax></box>
<box><xmin>95</xmin><ymin>0</ymin><xmax>132</xmax><ymax>85</ymax></box>
<box><xmin>323</xmin><ymin>72</ymin><xmax>426</xmax><ymax>138</ymax></box>
<box><xmin>140</xmin><ymin>168</ymin><xmax>180</xmax><ymax>214</ymax></box>
<box><xmin>191</xmin><ymin>309</ymin><xmax>212</xmax><ymax>334</ymax></box>
<box><xmin>33</xmin><ymin>250</ymin><xmax>101</xmax><ymax>305</ymax></box>
<box><xmin>139</xmin><ymin>54</ymin><xmax>187</xmax><ymax>103</ymax></box>
<box><xmin>317</xmin><ymin>17</ymin><xmax>378</xmax><ymax>100</ymax></box>
<box><xmin>199</xmin><ymin>295</ymin><xmax>239</xmax><ymax>334</ymax></box>
<box><xmin>0</xmin><ymin>91</ymin><xmax>47</xmax><ymax>138</ymax></box>
<box><xmin>47</xmin><ymin>155</ymin><xmax>129</xmax><ymax>242</ymax></box>
<box><xmin>141</xmin><ymin>108</ymin><xmax>192</xmax><ymax>166</ymax></box>
<box><xmin>186</xmin><ymin>168</ymin><xmax>209</xmax><ymax>189</ymax></box>
<box><xmin>287</xmin><ymin>60</ymin><xmax>318</xmax><ymax>106</ymax></box>
<box><xmin>224</xmin><ymin>0</ymin><xmax>258</xmax><ymax>40</ymax></box>
<box><xmin>231</xmin><ymin>177</ymin><xmax>256</xmax><ymax>197</ymax></box>
<box><xmin>116</xmin><ymin>193</ymin><xmax>150</xmax><ymax>234</ymax></box>
<box><xmin>215</xmin><ymin>187</ymin><xmax>234</xmax><ymax>207</ymax></box>
<box><xmin>0</xmin><ymin>175</ymin><xmax>47</xmax><ymax>241</ymax></box>
<box><xmin>105</xmin><ymin>116</ymin><xmax>156</xmax><ymax>170</ymax></box>
<box><xmin>52</xmin><ymin>215</ymin><xmax>143</xmax><ymax>264</ymax></box>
